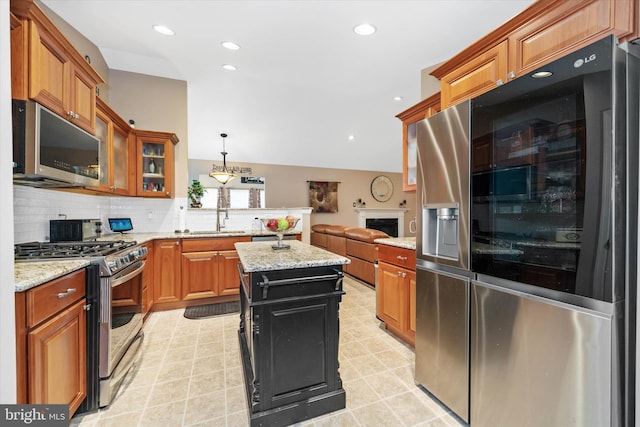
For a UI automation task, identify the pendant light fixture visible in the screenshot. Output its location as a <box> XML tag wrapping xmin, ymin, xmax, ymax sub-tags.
<box><xmin>210</xmin><ymin>133</ymin><xmax>238</xmax><ymax>185</ymax></box>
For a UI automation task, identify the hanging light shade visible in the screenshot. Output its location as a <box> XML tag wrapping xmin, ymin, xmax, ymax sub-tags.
<box><xmin>209</xmin><ymin>133</ymin><xmax>238</xmax><ymax>185</ymax></box>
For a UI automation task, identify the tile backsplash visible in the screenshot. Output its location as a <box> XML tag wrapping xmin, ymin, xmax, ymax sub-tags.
<box><xmin>13</xmin><ymin>186</ymin><xmax>308</xmax><ymax>244</ymax></box>
<box><xmin>14</xmin><ymin>186</ymin><xmax>177</xmax><ymax>243</ymax></box>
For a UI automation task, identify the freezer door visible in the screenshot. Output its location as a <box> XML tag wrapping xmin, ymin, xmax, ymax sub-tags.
<box><xmin>415</xmin><ymin>266</ymin><xmax>470</xmax><ymax>422</ymax></box>
<box><xmin>416</xmin><ymin>100</ymin><xmax>470</xmax><ymax>270</ymax></box>
<box><xmin>471</xmin><ymin>281</ymin><xmax>618</xmax><ymax>427</ymax></box>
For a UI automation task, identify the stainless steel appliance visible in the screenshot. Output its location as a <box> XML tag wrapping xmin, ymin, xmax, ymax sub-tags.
<box><xmin>415</xmin><ymin>100</ymin><xmax>472</xmax><ymax>423</ymax></box>
<box><xmin>415</xmin><ymin>35</ymin><xmax>639</xmax><ymax>427</ymax></box>
<box><xmin>50</xmin><ymin>219</ymin><xmax>102</xmax><ymax>242</ymax></box>
<box><xmin>15</xmin><ymin>239</ymin><xmax>147</xmax><ymax>410</ymax></box>
<box><xmin>12</xmin><ymin>99</ymin><xmax>100</xmax><ymax>187</ymax></box>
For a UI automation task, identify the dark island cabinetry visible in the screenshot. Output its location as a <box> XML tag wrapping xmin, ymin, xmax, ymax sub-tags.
<box><xmin>236</xmin><ymin>241</ymin><xmax>348</xmax><ymax>427</ymax></box>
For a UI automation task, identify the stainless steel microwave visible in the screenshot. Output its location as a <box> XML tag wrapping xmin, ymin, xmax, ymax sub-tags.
<box><xmin>12</xmin><ymin>99</ymin><xmax>100</xmax><ymax>187</ymax></box>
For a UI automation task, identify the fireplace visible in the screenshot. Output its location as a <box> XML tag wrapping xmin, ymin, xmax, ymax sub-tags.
<box><xmin>355</xmin><ymin>208</ymin><xmax>408</xmax><ymax>237</ymax></box>
<box><xmin>366</xmin><ymin>218</ymin><xmax>398</xmax><ymax>237</ymax></box>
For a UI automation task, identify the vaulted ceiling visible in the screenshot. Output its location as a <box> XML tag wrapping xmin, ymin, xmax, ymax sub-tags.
<box><xmin>41</xmin><ymin>0</ymin><xmax>535</xmax><ymax>172</ymax></box>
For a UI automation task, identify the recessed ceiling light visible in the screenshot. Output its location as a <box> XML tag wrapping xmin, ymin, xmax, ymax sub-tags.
<box><xmin>153</xmin><ymin>25</ymin><xmax>175</xmax><ymax>36</ymax></box>
<box><xmin>393</xmin><ymin>96</ymin><xmax>403</xmax><ymax>101</ymax></box>
<box><xmin>353</xmin><ymin>23</ymin><xmax>376</xmax><ymax>36</ymax></box>
<box><xmin>222</xmin><ymin>41</ymin><xmax>240</xmax><ymax>50</ymax></box>
<box><xmin>348</xmin><ymin>135</ymin><xmax>355</xmax><ymax>141</ymax></box>
<box><xmin>531</xmin><ymin>71</ymin><xmax>553</xmax><ymax>78</ymax></box>
<box><xmin>222</xmin><ymin>64</ymin><xmax>237</xmax><ymax>71</ymax></box>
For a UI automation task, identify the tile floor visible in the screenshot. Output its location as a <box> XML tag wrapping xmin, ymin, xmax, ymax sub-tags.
<box><xmin>70</xmin><ymin>276</ymin><xmax>465</xmax><ymax>427</ymax></box>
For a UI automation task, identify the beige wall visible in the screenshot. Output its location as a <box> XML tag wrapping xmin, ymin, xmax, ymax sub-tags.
<box><xmin>189</xmin><ymin>159</ymin><xmax>417</xmax><ymax>237</ymax></box>
<box><xmin>108</xmin><ymin>70</ymin><xmax>189</xmax><ymax>199</ymax></box>
<box><xmin>420</xmin><ymin>63</ymin><xmax>442</xmax><ymax>100</ymax></box>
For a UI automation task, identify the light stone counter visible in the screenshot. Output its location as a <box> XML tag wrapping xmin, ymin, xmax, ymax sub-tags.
<box><xmin>235</xmin><ymin>240</ymin><xmax>349</xmax><ymax>273</ymax></box>
<box><xmin>14</xmin><ymin>230</ymin><xmax>302</xmax><ymax>292</ymax></box>
<box><xmin>374</xmin><ymin>236</ymin><xmax>416</xmax><ymax>250</ymax></box>
<box><xmin>14</xmin><ymin>260</ymin><xmax>91</xmax><ymax>292</ymax></box>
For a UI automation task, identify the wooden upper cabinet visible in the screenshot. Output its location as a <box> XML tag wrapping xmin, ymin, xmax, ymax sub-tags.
<box><xmin>508</xmin><ymin>0</ymin><xmax>636</xmax><ymax>76</ymax></box>
<box><xmin>94</xmin><ymin>97</ymin><xmax>135</xmax><ymax>195</ymax></box>
<box><xmin>11</xmin><ymin>0</ymin><xmax>105</xmax><ymax>133</ymax></box>
<box><xmin>433</xmin><ymin>0</ymin><xmax>637</xmax><ymax>109</ymax></box>
<box><xmin>134</xmin><ymin>129</ymin><xmax>179</xmax><ymax>198</ymax></box>
<box><xmin>440</xmin><ymin>41</ymin><xmax>507</xmax><ymax>110</ymax></box>
<box><xmin>396</xmin><ymin>93</ymin><xmax>441</xmax><ymax>192</ymax></box>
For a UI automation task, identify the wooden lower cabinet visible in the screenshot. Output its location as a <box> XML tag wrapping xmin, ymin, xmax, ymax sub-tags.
<box><xmin>153</xmin><ymin>239</ymin><xmax>182</xmax><ymax>304</ymax></box>
<box><xmin>28</xmin><ymin>299</ymin><xmax>87</xmax><ymax>411</ymax></box>
<box><xmin>152</xmin><ymin>237</ymin><xmax>251</xmax><ymax>310</ymax></box>
<box><xmin>376</xmin><ymin>245</ymin><xmax>416</xmax><ymax>346</ymax></box>
<box><xmin>15</xmin><ymin>268</ymin><xmax>88</xmax><ymax>417</ymax></box>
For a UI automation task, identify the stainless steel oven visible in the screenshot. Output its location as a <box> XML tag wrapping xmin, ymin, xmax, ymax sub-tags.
<box><xmin>99</xmin><ymin>255</ymin><xmax>146</xmax><ymax>407</ymax></box>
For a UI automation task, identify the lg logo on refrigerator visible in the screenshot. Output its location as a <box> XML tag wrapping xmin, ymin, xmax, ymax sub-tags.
<box><xmin>574</xmin><ymin>53</ymin><xmax>597</xmax><ymax>68</ymax></box>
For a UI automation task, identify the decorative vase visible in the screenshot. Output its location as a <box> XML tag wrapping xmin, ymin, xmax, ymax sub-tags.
<box><xmin>190</xmin><ymin>195</ymin><xmax>202</xmax><ymax>208</ymax></box>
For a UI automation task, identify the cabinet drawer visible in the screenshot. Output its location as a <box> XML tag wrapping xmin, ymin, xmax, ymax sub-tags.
<box><xmin>27</xmin><ymin>269</ymin><xmax>86</xmax><ymax>328</ymax></box>
<box><xmin>377</xmin><ymin>245</ymin><xmax>416</xmax><ymax>270</ymax></box>
<box><xmin>181</xmin><ymin>236</ymin><xmax>250</xmax><ymax>252</ymax></box>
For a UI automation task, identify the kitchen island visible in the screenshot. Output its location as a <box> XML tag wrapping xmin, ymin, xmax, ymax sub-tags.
<box><xmin>235</xmin><ymin>240</ymin><xmax>349</xmax><ymax>427</ymax></box>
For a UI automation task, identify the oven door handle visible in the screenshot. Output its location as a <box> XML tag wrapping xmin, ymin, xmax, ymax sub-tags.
<box><xmin>111</xmin><ymin>260</ymin><xmax>146</xmax><ymax>288</ymax></box>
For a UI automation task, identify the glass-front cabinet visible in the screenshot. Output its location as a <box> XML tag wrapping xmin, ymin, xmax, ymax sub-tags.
<box><xmin>396</xmin><ymin>93</ymin><xmax>440</xmax><ymax>192</ymax></box>
<box><xmin>135</xmin><ymin>130</ymin><xmax>179</xmax><ymax>198</ymax></box>
<box><xmin>94</xmin><ymin>98</ymin><xmax>134</xmax><ymax>195</ymax></box>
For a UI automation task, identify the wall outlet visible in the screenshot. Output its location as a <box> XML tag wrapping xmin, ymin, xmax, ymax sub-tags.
<box><xmin>147</xmin><ymin>210</ymin><xmax>153</xmax><ymax>219</ymax></box>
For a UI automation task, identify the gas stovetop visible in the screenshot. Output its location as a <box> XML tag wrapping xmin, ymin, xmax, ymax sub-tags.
<box><xmin>14</xmin><ymin>240</ymin><xmax>145</xmax><ymax>276</ymax></box>
<box><xmin>14</xmin><ymin>240</ymin><xmax>137</xmax><ymax>259</ymax></box>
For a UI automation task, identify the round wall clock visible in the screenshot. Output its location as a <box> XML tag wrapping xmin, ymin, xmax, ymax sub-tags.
<box><xmin>371</xmin><ymin>175</ymin><xmax>393</xmax><ymax>202</ymax></box>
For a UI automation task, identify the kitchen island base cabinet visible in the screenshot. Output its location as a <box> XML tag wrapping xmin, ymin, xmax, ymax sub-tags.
<box><xmin>238</xmin><ymin>265</ymin><xmax>346</xmax><ymax>427</ymax></box>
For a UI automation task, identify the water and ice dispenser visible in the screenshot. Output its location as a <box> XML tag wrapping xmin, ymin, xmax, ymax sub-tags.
<box><xmin>422</xmin><ymin>205</ymin><xmax>459</xmax><ymax>260</ymax></box>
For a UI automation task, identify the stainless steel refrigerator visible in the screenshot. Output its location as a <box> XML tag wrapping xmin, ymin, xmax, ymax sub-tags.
<box><xmin>415</xmin><ymin>100</ymin><xmax>472</xmax><ymax>423</ymax></box>
<box><xmin>415</xmin><ymin>35</ymin><xmax>639</xmax><ymax>426</ymax></box>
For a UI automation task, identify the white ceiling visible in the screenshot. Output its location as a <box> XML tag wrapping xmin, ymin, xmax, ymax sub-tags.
<box><xmin>41</xmin><ymin>0</ymin><xmax>535</xmax><ymax>173</ymax></box>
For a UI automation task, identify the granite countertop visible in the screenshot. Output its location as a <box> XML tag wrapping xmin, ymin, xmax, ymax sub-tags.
<box><xmin>374</xmin><ymin>236</ymin><xmax>416</xmax><ymax>250</ymax></box>
<box><xmin>14</xmin><ymin>260</ymin><xmax>92</xmax><ymax>292</ymax></box>
<box><xmin>14</xmin><ymin>229</ymin><xmax>302</xmax><ymax>291</ymax></box>
<box><xmin>235</xmin><ymin>240</ymin><xmax>350</xmax><ymax>272</ymax></box>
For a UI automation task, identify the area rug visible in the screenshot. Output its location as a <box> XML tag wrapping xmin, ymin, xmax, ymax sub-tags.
<box><xmin>184</xmin><ymin>301</ymin><xmax>240</xmax><ymax>320</ymax></box>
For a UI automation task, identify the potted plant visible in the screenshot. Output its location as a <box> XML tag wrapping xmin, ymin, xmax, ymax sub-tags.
<box><xmin>187</xmin><ymin>179</ymin><xmax>206</xmax><ymax>208</ymax></box>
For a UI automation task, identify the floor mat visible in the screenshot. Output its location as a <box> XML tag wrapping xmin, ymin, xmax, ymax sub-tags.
<box><xmin>184</xmin><ymin>301</ymin><xmax>240</xmax><ymax>319</ymax></box>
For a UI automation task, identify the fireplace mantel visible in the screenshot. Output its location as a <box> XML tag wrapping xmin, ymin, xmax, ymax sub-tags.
<box><xmin>355</xmin><ymin>208</ymin><xmax>408</xmax><ymax>237</ymax></box>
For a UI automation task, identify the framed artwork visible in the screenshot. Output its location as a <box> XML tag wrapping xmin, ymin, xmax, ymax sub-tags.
<box><xmin>308</xmin><ymin>181</ymin><xmax>339</xmax><ymax>212</ymax></box>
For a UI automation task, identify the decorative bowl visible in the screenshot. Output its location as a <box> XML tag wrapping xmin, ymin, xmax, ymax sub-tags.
<box><xmin>260</xmin><ymin>217</ymin><xmax>300</xmax><ymax>249</ymax></box>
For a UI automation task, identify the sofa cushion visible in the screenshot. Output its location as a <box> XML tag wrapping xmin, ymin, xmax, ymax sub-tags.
<box><xmin>325</xmin><ymin>225</ymin><xmax>351</xmax><ymax>237</ymax></box>
<box><xmin>344</xmin><ymin>227</ymin><xmax>389</xmax><ymax>243</ymax></box>
<box><xmin>311</xmin><ymin>224</ymin><xmax>331</xmax><ymax>233</ymax></box>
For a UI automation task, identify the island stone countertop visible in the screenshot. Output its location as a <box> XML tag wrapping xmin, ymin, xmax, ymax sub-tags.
<box><xmin>374</xmin><ymin>236</ymin><xmax>416</xmax><ymax>250</ymax></box>
<box><xmin>235</xmin><ymin>240</ymin><xmax>350</xmax><ymax>272</ymax></box>
<box><xmin>14</xmin><ymin>259</ymin><xmax>92</xmax><ymax>292</ymax></box>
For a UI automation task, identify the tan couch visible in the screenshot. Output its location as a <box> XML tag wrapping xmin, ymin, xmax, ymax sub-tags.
<box><xmin>311</xmin><ymin>224</ymin><xmax>389</xmax><ymax>286</ymax></box>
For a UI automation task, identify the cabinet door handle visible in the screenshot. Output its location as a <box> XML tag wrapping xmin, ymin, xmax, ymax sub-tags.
<box><xmin>83</xmin><ymin>304</ymin><xmax>91</xmax><ymax>311</ymax></box>
<box><xmin>57</xmin><ymin>288</ymin><xmax>77</xmax><ymax>298</ymax></box>
<box><xmin>508</xmin><ymin>71</ymin><xmax>516</xmax><ymax>79</ymax></box>
<box><xmin>396</xmin><ymin>255</ymin><xmax>408</xmax><ymax>261</ymax></box>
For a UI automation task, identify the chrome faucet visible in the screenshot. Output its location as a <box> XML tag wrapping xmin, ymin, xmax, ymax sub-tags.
<box><xmin>216</xmin><ymin>198</ymin><xmax>228</xmax><ymax>232</ymax></box>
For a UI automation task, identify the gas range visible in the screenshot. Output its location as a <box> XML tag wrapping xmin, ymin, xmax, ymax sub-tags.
<box><xmin>14</xmin><ymin>240</ymin><xmax>147</xmax><ymax>276</ymax></box>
